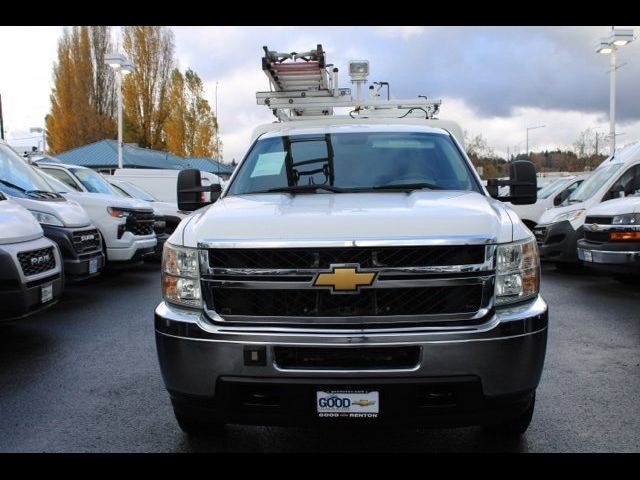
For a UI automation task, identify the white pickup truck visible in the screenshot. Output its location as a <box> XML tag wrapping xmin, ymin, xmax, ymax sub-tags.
<box><xmin>33</xmin><ymin>162</ymin><xmax>158</xmax><ymax>265</ymax></box>
<box><xmin>155</xmin><ymin>118</ymin><xmax>547</xmax><ymax>436</ymax></box>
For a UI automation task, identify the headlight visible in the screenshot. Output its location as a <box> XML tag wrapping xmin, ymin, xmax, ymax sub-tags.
<box><xmin>29</xmin><ymin>210</ymin><xmax>64</xmax><ymax>227</ymax></box>
<box><xmin>162</xmin><ymin>243</ymin><xmax>201</xmax><ymax>308</ymax></box>
<box><xmin>612</xmin><ymin>213</ymin><xmax>640</xmax><ymax>225</ymax></box>
<box><xmin>107</xmin><ymin>207</ymin><xmax>130</xmax><ymax>218</ymax></box>
<box><xmin>495</xmin><ymin>238</ymin><xmax>540</xmax><ymax>306</ymax></box>
<box><xmin>552</xmin><ymin>209</ymin><xmax>585</xmax><ymax>224</ymax></box>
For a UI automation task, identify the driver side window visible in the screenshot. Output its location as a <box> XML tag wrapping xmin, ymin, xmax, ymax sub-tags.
<box><xmin>41</xmin><ymin>168</ymin><xmax>81</xmax><ymax>191</ymax></box>
<box><xmin>605</xmin><ymin>165</ymin><xmax>640</xmax><ymax>200</ymax></box>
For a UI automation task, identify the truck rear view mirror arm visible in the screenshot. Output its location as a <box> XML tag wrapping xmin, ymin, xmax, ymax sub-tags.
<box><xmin>177</xmin><ymin>169</ymin><xmax>222</xmax><ymax>212</ymax></box>
<box><xmin>487</xmin><ymin>160</ymin><xmax>538</xmax><ymax>205</ymax></box>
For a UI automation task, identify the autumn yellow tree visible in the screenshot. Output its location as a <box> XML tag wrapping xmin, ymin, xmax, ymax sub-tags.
<box><xmin>46</xmin><ymin>26</ymin><xmax>117</xmax><ymax>154</ymax></box>
<box><xmin>122</xmin><ymin>26</ymin><xmax>175</xmax><ymax>150</ymax></box>
<box><xmin>164</xmin><ymin>68</ymin><xmax>220</xmax><ymax>158</ymax></box>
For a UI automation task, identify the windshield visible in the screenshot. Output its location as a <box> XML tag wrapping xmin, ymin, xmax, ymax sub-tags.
<box><xmin>569</xmin><ymin>164</ymin><xmax>624</xmax><ymax>203</ymax></box>
<box><xmin>71</xmin><ymin>168</ymin><xmax>119</xmax><ymax>195</ymax></box>
<box><xmin>39</xmin><ymin>170</ymin><xmax>73</xmax><ymax>193</ymax></box>
<box><xmin>537</xmin><ymin>178</ymin><xmax>572</xmax><ymax>199</ymax></box>
<box><xmin>0</xmin><ymin>144</ymin><xmax>56</xmax><ymax>193</ymax></box>
<box><xmin>117</xmin><ymin>181</ymin><xmax>156</xmax><ymax>201</ymax></box>
<box><xmin>227</xmin><ymin>131</ymin><xmax>479</xmax><ymax>195</ymax></box>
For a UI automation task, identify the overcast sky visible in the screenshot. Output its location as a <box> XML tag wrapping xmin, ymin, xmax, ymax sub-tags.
<box><xmin>1</xmin><ymin>26</ymin><xmax>639</xmax><ymax>162</ymax></box>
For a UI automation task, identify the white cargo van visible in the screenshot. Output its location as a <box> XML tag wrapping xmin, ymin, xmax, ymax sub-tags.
<box><xmin>110</xmin><ymin>169</ymin><xmax>224</xmax><ymax>204</ymax></box>
<box><xmin>535</xmin><ymin>142</ymin><xmax>640</xmax><ymax>268</ymax></box>
<box><xmin>0</xmin><ymin>143</ymin><xmax>104</xmax><ymax>280</ymax></box>
<box><xmin>509</xmin><ymin>175</ymin><xmax>586</xmax><ymax>229</ymax></box>
<box><xmin>0</xmin><ymin>192</ymin><xmax>64</xmax><ymax>320</ymax></box>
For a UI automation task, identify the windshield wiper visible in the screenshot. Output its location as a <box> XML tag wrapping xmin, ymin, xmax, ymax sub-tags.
<box><xmin>372</xmin><ymin>182</ymin><xmax>443</xmax><ymax>191</ymax></box>
<box><xmin>0</xmin><ymin>179</ymin><xmax>27</xmax><ymax>192</ymax></box>
<box><xmin>257</xmin><ymin>184</ymin><xmax>346</xmax><ymax>194</ymax></box>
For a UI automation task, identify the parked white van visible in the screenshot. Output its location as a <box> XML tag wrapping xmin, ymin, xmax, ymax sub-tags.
<box><xmin>110</xmin><ymin>168</ymin><xmax>225</xmax><ymax>204</ymax></box>
<box><xmin>0</xmin><ymin>192</ymin><xmax>64</xmax><ymax>320</ymax></box>
<box><xmin>535</xmin><ymin>142</ymin><xmax>640</xmax><ymax>268</ymax></box>
<box><xmin>509</xmin><ymin>175</ymin><xmax>586</xmax><ymax>230</ymax></box>
<box><xmin>0</xmin><ymin>143</ymin><xmax>104</xmax><ymax>281</ymax></box>
<box><xmin>577</xmin><ymin>195</ymin><xmax>640</xmax><ymax>281</ymax></box>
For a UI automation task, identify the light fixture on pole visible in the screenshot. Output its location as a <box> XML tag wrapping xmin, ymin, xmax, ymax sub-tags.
<box><xmin>348</xmin><ymin>60</ymin><xmax>369</xmax><ymax>102</ymax></box>
<box><xmin>596</xmin><ymin>27</ymin><xmax>634</xmax><ymax>155</ymax></box>
<box><xmin>105</xmin><ymin>53</ymin><xmax>135</xmax><ymax>169</ymax></box>
<box><xmin>526</xmin><ymin>125</ymin><xmax>545</xmax><ymax>158</ymax></box>
<box><xmin>29</xmin><ymin>127</ymin><xmax>46</xmax><ymax>153</ymax></box>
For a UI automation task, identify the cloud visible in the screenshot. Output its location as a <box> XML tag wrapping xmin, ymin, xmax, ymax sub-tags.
<box><xmin>3</xmin><ymin>26</ymin><xmax>640</xmax><ymax>162</ymax></box>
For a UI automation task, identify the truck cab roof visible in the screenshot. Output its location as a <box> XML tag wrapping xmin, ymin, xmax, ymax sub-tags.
<box><xmin>251</xmin><ymin>117</ymin><xmax>465</xmax><ymax>148</ymax></box>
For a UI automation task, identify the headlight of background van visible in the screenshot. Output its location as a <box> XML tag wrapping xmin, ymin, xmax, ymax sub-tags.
<box><xmin>552</xmin><ymin>209</ymin><xmax>585</xmax><ymax>224</ymax></box>
<box><xmin>162</xmin><ymin>243</ymin><xmax>201</xmax><ymax>308</ymax></box>
<box><xmin>29</xmin><ymin>210</ymin><xmax>64</xmax><ymax>227</ymax></box>
<box><xmin>495</xmin><ymin>238</ymin><xmax>540</xmax><ymax>306</ymax></box>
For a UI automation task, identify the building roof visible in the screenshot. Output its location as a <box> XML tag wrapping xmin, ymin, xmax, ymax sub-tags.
<box><xmin>185</xmin><ymin>157</ymin><xmax>235</xmax><ymax>174</ymax></box>
<box><xmin>55</xmin><ymin>139</ymin><xmax>234</xmax><ymax>173</ymax></box>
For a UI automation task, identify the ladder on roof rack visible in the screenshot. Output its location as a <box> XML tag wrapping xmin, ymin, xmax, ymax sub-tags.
<box><xmin>257</xmin><ymin>44</ymin><xmax>442</xmax><ymax>122</ymax></box>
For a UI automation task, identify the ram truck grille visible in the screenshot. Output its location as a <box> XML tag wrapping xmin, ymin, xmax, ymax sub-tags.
<box><xmin>72</xmin><ymin>229</ymin><xmax>101</xmax><ymax>254</ymax></box>
<box><xmin>18</xmin><ymin>247</ymin><xmax>56</xmax><ymax>276</ymax></box>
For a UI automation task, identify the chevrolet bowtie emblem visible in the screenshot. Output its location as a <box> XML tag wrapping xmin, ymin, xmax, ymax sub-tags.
<box><xmin>313</xmin><ymin>265</ymin><xmax>377</xmax><ymax>293</ymax></box>
<box><xmin>591</xmin><ymin>223</ymin><xmax>599</xmax><ymax>232</ymax></box>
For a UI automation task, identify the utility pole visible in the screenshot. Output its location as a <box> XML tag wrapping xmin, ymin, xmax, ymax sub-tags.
<box><xmin>0</xmin><ymin>93</ymin><xmax>5</xmax><ymax>140</ymax></box>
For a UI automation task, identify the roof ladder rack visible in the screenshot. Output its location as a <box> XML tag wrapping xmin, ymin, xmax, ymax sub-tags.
<box><xmin>257</xmin><ymin>44</ymin><xmax>442</xmax><ymax>122</ymax></box>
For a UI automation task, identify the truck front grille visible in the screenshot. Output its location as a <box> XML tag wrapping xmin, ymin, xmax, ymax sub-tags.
<box><xmin>123</xmin><ymin>210</ymin><xmax>155</xmax><ymax>237</ymax></box>
<box><xmin>209</xmin><ymin>245</ymin><xmax>485</xmax><ymax>269</ymax></box>
<box><xmin>72</xmin><ymin>229</ymin><xmax>101</xmax><ymax>253</ymax></box>
<box><xmin>18</xmin><ymin>247</ymin><xmax>56</xmax><ymax>276</ymax></box>
<box><xmin>203</xmin><ymin>245</ymin><xmax>493</xmax><ymax>329</ymax></box>
<box><xmin>585</xmin><ymin>216</ymin><xmax>614</xmax><ymax>225</ymax></box>
<box><xmin>206</xmin><ymin>285</ymin><xmax>484</xmax><ymax>319</ymax></box>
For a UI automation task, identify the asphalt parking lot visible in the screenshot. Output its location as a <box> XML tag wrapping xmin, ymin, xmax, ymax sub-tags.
<box><xmin>0</xmin><ymin>262</ymin><xmax>639</xmax><ymax>453</ymax></box>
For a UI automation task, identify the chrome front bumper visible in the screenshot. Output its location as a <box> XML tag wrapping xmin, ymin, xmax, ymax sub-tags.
<box><xmin>155</xmin><ymin>296</ymin><xmax>548</xmax><ymax>399</ymax></box>
<box><xmin>578</xmin><ymin>248</ymin><xmax>640</xmax><ymax>264</ymax></box>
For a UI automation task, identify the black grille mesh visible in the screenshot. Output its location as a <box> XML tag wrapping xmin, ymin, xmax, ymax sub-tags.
<box><xmin>17</xmin><ymin>247</ymin><xmax>56</xmax><ymax>276</ymax></box>
<box><xmin>206</xmin><ymin>284</ymin><xmax>484</xmax><ymax>318</ymax></box>
<box><xmin>585</xmin><ymin>216</ymin><xmax>614</xmax><ymax>225</ymax></box>
<box><xmin>72</xmin><ymin>229</ymin><xmax>100</xmax><ymax>253</ymax></box>
<box><xmin>209</xmin><ymin>246</ymin><xmax>485</xmax><ymax>270</ymax></box>
<box><xmin>125</xmin><ymin>211</ymin><xmax>155</xmax><ymax>236</ymax></box>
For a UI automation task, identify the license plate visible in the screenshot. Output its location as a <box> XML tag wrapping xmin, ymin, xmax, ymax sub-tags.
<box><xmin>41</xmin><ymin>284</ymin><xmax>53</xmax><ymax>304</ymax></box>
<box><xmin>583</xmin><ymin>250</ymin><xmax>593</xmax><ymax>262</ymax></box>
<box><xmin>89</xmin><ymin>258</ymin><xmax>99</xmax><ymax>274</ymax></box>
<box><xmin>316</xmin><ymin>390</ymin><xmax>379</xmax><ymax>418</ymax></box>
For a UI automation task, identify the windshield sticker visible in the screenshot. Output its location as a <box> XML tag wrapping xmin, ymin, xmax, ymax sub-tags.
<box><xmin>251</xmin><ymin>151</ymin><xmax>286</xmax><ymax>177</ymax></box>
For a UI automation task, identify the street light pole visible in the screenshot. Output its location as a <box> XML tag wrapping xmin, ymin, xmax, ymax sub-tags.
<box><xmin>596</xmin><ymin>28</ymin><xmax>634</xmax><ymax>155</ymax></box>
<box><xmin>526</xmin><ymin>125</ymin><xmax>545</xmax><ymax>159</ymax></box>
<box><xmin>105</xmin><ymin>53</ymin><xmax>135</xmax><ymax>170</ymax></box>
<box><xmin>116</xmin><ymin>70</ymin><xmax>123</xmax><ymax>169</ymax></box>
<box><xmin>609</xmin><ymin>47</ymin><xmax>616</xmax><ymax>153</ymax></box>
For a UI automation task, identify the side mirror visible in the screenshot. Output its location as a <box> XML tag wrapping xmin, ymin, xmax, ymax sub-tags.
<box><xmin>553</xmin><ymin>189</ymin><xmax>571</xmax><ymax>206</ymax></box>
<box><xmin>487</xmin><ymin>160</ymin><xmax>537</xmax><ymax>205</ymax></box>
<box><xmin>177</xmin><ymin>169</ymin><xmax>222</xmax><ymax>212</ymax></box>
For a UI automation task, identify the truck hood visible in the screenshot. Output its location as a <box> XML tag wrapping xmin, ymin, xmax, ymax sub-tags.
<box><xmin>60</xmin><ymin>191</ymin><xmax>152</xmax><ymax>211</ymax></box>
<box><xmin>147</xmin><ymin>201</ymin><xmax>184</xmax><ymax>219</ymax></box>
<box><xmin>7</xmin><ymin>195</ymin><xmax>91</xmax><ymax>228</ymax></box>
<box><xmin>538</xmin><ymin>202</ymin><xmax>587</xmax><ymax>226</ymax></box>
<box><xmin>587</xmin><ymin>196</ymin><xmax>640</xmax><ymax>216</ymax></box>
<box><xmin>0</xmin><ymin>199</ymin><xmax>44</xmax><ymax>244</ymax></box>
<box><xmin>178</xmin><ymin>191</ymin><xmax>519</xmax><ymax>247</ymax></box>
